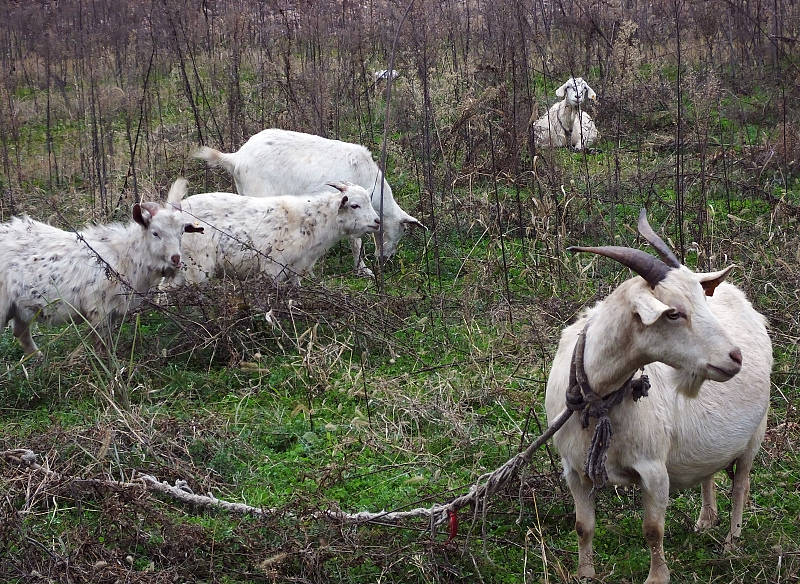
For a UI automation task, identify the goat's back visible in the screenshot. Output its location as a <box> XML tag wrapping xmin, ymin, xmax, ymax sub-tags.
<box><xmin>229</xmin><ymin>129</ymin><xmax>383</xmax><ymax>200</ymax></box>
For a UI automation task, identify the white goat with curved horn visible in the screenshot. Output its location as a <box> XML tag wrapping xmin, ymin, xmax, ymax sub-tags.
<box><xmin>544</xmin><ymin>209</ymin><xmax>771</xmax><ymax>584</ymax></box>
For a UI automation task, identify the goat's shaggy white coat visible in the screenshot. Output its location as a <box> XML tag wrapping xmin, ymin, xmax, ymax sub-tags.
<box><xmin>0</xmin><ymin>181</ymin><xmax>196</xmax><ymax>356</ymax></box>
<box><xmin>532</xmin><ymin>77</ymin><xmax>599</xmax><ymax>150</ymax></box>
<box><xmin>193</xmin><ymin>129</ymin><xmax>424</xmax><ymax>277</ymax></box>
<box><xmin>176</xmin><ymin>182</ymin><xmax>381</xmax><ymax>286</ymax></box>
<box><xmin>544</xmin><ymin>264</ymin><xmax>771</xmax><ymax>584</ymax></box>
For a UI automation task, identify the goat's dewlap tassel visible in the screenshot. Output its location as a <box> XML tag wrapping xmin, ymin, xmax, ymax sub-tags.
<box><xmin>566</xmin><ymin>322</ymin><xmax>648</xmax><ymax>490</ymax></box>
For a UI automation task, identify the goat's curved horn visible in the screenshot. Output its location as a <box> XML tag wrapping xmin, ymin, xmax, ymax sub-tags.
<box><xmin>637</xmin><ymin>209</ymin><xmax>681</xmax><ymax>268</ymax></box>
<box><xmin>568</xmin><ymin>245</ymin><xmax>672</xmax><ymax>288</ymax></box>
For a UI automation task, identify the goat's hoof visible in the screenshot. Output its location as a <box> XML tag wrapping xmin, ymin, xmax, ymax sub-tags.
<box><xmin>644</xmin><ymin>567</ymin><xmax>670</xmax><ymax>584</ymax></box>
<box><xmin>21</xmin><ymin>350</ymin><xmax>44</xmax><ymax>364</ymax></box>
<box><xmin>694</xmin><ymin>513</ymin><xmax>719</xmax><ymax>531</ymax></box>
<box><xmin>577</xmin><ymin>565</ymin><xmax>596</xmax><ymax>579</ymax></box>
<box><xmin>65</xmin><ymin>344</ymin><xmax>87</xmax><ymax>365</ymax></box>
<box><xmin>723</xmin><ymin>536</ymin><xmax>739</xmax><ymax>554</ymax></box>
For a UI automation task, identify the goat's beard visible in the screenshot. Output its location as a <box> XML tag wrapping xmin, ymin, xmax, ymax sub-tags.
<box><xmin>670</xmin><ymin>366</ymin><xmax>706</xmax><ymax>398</ymax></box>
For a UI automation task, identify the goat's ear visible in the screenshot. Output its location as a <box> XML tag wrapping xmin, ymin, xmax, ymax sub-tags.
<box><xmin>587</xmin><ymin>86</ymin><xmax>597</xmax><ymax>101</ymax></box>
<box><xmin>132</xmin><ymin>202</ymin><xmax>159</xmax><ymax>227</ymax></box>
<box><xmin>632</xmin><ymin>291</ymin><xmax>672</xmax><ymax>326</ymax></box>
<box><xmin>338</xmin><ymin>195</ymin><xmax>349</xmax><ymax>209</ymax></box>
<box><xmin>555</xmin><ymin>81</ymin><xmax>569</xmax><ymax>98</ymax></box>
<box><xmin>184</xmin><ymin>223</ymin><xmax>204</xmax><ymax>234</ymax></box>
<box><xmin>697</xmin><ymin>265</ymin><xmax>735</xmax><ymax>296</ymax></box>
<box><xmin>327</xmin><ymin>181</ymin><xmax>349</xmax><ymax>193</ymax></box>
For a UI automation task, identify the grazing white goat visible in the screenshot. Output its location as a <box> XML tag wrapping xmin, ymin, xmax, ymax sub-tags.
<box><xmin>175</xmin><ymin>181</ymin><xmax>381</xmax><ymax>286</ymax></box>
<box><xmin>532</xmin><ymin>77</ymin><xmax>599</xmax><ymax>150</ymax></box>
<box><xmin>0</xmin><ymin>179</ymin><xmax>202</xmax><ymax>356</ymax></box>
<box><xmin>193</xmin><ymin>129</ymin><xmax>424</xmax><ymax>277</ymax></box>
<box><xmin>544</xmin><ymin>210</ymin><xmax>771</xmax><ymax>584</ymax></box>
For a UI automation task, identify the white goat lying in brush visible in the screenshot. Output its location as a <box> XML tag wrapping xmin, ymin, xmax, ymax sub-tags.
<box><xmin>175</xmin><ymin>181</ymin><xmax>381</xmax><ymax>286</ymax></box>
<box><xmin>532</xmin><ymin>77</ymin><xmax>599</xmax><ymax>150</ymax></box>
<box><xmin>193</xmin><ymin>129</ymin><xmax>424</xmax><ymax>278</ymax></box>
<box><xmin>0</xmin><ymin>180</ymin><xmax>202</xmax><ymax>357</ymax></box>
<box><xmin>544</xmin><ymin>210</ymin><xmax>771</xmax><ymax>584</ymax></box>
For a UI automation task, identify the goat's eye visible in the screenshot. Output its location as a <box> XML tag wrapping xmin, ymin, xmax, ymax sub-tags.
<box><xmin>666</xmin><ymin>310</ymin><xmax>682</xmax><ymax>321</ymax></box>
<box><xmin>351</xmin><ymin>204</ymin><xmax>360</xmax><ymax>209</ymax></box>
<box><xmin>152</xmin><ymin>231</ymin><xmax>160</xmax><ymax>238</ymax></box>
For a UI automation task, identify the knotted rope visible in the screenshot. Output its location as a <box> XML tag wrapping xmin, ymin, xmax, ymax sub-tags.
<box><xmin>565</xmin><ymin>322</ymin><xmax>650</xmax><ymax>490</ymax></box>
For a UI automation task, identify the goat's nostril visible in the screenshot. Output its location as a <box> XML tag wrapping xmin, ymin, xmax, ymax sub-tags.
<box><xmin>171</xmin><ymin>254</ymin><xmax>181</xmax><ymax>266</ymax></box>
<box><xmin>730</xmin><ymin>348</ymin><xmax>743</xmax><ymax>366</ymax></box>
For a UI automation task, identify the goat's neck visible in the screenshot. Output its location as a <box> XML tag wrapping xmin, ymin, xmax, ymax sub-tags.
<box><xmin>90</xmin><ymin>224</ymin><xmax>156</xmax><ymax>293</ymax></box>
<box><xmin>581</xmin><ymin>308</ymin><xmax>646</xmax><ymax>397</ymax></box>
<box><xmin>304</xmin><ymin>205</ymin><xmax>345</xmax><ymax>255</ymax></box>
<box><xmin>557</xmin><ymin>101</ymin><xmax>579</xmax><ymax>133</ymax></box>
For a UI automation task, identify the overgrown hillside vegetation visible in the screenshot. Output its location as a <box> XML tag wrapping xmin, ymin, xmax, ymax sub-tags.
<box><xmin>1</xmin><ymin>1</ymin><xmax>799</xmax><ymax>582</ymax></box>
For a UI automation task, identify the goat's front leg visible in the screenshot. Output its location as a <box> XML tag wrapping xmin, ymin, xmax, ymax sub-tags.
<box><xmin>349</xmin><ymin>236</ymin><xmax>374</xmax><ymax>278</ymax></box>
<box><xmin>565</xmin><ymin>468</ymin><xmax>596</xmax><ymax>578</ymax></box>
<box><xmin>639</xmin><ymin>462</ymin><xmax>670</xmax><ymax>584</ymax></box>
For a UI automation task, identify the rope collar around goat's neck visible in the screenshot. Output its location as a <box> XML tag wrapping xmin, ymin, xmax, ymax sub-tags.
<box><xmin>565</xmin><ymin>320</ymin><xmax>651</xmax><ymax>492</ymax></box>
<box><xmin>557</xmin><ymin>114</ymin><xmax>573</xmax><ymax>139</ymax></box>
<box><xmin>558</xmin><ymin>103</ymin><xmax>582</xmax><ymax>139</ymax></box>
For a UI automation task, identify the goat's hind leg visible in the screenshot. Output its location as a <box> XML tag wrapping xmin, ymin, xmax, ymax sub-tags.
<box><xmin>14</xmin><ymin>318</ymin><xmax>42</xmax><ymax>357</ymax></box>
<box><xmin>3</xmin><ymin>301</ymin><xmax>41</xmax><ymax>357</ymax></box>
<box><xmin>725</xmin><ymin>415</ymin><xmax>767</xmax><ymax>551</ymax></box>
<box><xmin>695</xmin><ymin>474</ymin><xmax>719</xmax><ymax>531</ymax></box>
<box><xmin>12</xmin><ymin>317</ymin><xmax>42</xmax><ymax>358</ymax></box>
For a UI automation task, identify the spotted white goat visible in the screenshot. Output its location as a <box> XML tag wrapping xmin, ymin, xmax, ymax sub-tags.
<box><xmin>0</xmin><ymin>179</ymin><xmax>202</xmax><ymax>357</ymax></box>
<box><xmin>175</xmin><ymin>181</ymin><xmax>381</xmax><ymax>286</ymax></box>
<box><xmin>532</xmin><ymin>77</ymin><xmax>599</xmax><ymax>150</ymax></box>
<box><xmin>193</xmin><ymin>128</ymin><xmax>424</xmax><ymax>277</ymax></box>
<box><xmin>544</xmin><ymin>210</ymin><xmax>771</xmax><ymax>584</ymax></box>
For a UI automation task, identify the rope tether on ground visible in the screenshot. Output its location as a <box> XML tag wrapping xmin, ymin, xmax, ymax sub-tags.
<box><xmin>1</xmin><ymin>321</ymin><xmax>649</xmax><ymax>534</ymax></box>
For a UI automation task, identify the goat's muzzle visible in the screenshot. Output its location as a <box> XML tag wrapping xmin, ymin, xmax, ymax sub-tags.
<box><xmin>706</xmin><ymin>350</ymin><xmax>742</xmax><ymax>381</ymax></box>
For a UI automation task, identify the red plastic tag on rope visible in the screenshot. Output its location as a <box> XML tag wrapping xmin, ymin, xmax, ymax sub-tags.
<box><xmin>447</xmin><ymin>509</ymin><xmax>459</xmax><ymax>542</ymax></box>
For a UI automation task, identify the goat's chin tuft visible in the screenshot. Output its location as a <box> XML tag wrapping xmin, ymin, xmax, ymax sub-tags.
<box><xmin>670</xmin><ymin>367</ymin><xmax>706</xmax><ymax>398</ymax></box>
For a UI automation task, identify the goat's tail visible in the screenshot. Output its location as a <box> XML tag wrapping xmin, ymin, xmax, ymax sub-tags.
<box><xmin>166</xmin><ymin>177</ymin><xmax>189</xmax><ymax>207</ymax></box>
<box><xmin>192</xmin><ymin>146</ymin><xmax>236</xmax><ymax>174</ymax></box>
